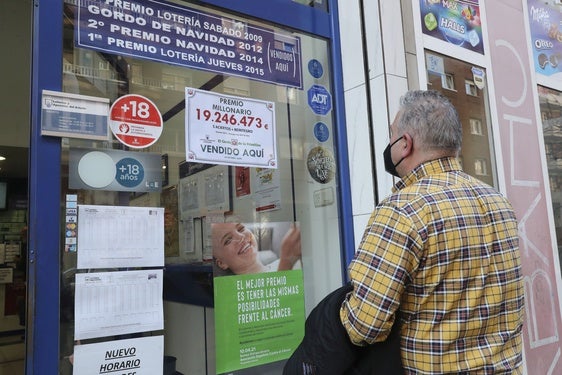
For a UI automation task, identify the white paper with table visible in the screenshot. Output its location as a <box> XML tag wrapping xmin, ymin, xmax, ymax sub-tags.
<box><xmin>77</xmin><ymin>205</ymin><xmax>164</xmax><ymax>269</ymax></box>
<box><xmin>74</xmin><ymin>269</ymin><xmax>163</xmax><ymax>340</ymax></box>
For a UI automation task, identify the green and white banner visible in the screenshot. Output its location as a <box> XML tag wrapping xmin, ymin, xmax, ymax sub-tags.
<box><xmin>214</xmin><ymin>270</ymin><xmax>305</xmax><ymax>374</ymax></box>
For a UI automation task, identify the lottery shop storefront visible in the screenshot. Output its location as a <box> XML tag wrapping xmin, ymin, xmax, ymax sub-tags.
<box><xmin>29</xmin><ymin>0</ymin><xmax>350</xmax><ymax>374</ymax></box>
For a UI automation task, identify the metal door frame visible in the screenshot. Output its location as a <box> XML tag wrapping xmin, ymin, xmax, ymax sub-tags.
<box><xmin>27</xmin><ymin>0</ymin><xmax>352</xmax><ymax>372</ymax></box>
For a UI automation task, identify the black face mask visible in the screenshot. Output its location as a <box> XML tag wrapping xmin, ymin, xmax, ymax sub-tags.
<box><xmin>383</xmin><ymin>136</ymin><xmax>405</xmax><ymax>177</ymax></box>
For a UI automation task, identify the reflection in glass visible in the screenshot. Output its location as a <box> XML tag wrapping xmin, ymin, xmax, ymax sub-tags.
<box><xmin>425</xmin><ymin>50</ymin><xmax>497</xmax><ymax>188</ymax></box>
<box><xmin>538</xmin><ymin>85</ymin><xmax>562</xmax><ymax>266</ymax></box>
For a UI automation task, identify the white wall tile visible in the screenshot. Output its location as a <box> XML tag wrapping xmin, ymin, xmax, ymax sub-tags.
<box><xmin>368</xmin><ymin>75</ymin><xmax>391</xmax><ymax>200</ymax></box>
<box><xmin>401</xmin><ymin>0</ymin><xmax>417</xmax><ymax>55</ymax></box>
<box><xmin>379</xmin><ymin>0</ymin><xmax>407</xmax><ymax>77</ymax></box>
<box><xmin>338</xmin><ymin>0</ymin><xmax>367</xmax><ymax>90</ymax></box>
<box><xmin>362</xmin><ymin>0</ymin><xmax>385</xmax><ymax>80</ymax></box>
<box><xmin>352</xmin><ymin>213</ymin><xmax>372</xmax><ymax>252</ymax></box>
<box><xmin>385</xmin><ymin>75</ymin><xmax>409</xmax><ymax>117</ymax></box>
<box><xmin>405</xmin><ymin>51</ymin><xmax>421</xmax><ymax>90</ymax></box>
<box><xmin>344</xmin><ymin>85</ymin><xmax>376</xmax><ymax>216</ymax></box>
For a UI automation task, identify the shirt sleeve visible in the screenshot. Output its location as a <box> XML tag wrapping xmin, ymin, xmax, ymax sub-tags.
<box><xmin>340</xmin><ymin>203</ymin><xmax>421</xmax><ymax>345</ymax></box>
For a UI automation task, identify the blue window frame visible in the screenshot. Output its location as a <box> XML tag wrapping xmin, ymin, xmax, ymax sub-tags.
<box><xmin>28</xmin><ymin>0</ymin><xmax>352</xmax><ymax>372</ymax></box>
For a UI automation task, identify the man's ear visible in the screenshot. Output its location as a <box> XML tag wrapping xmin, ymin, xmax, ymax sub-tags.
<box><xmin>401</xmin><ymin>133</ymin><xmax>414</xmax><ymax>156</ymax></box>
<box><xmin>215</xmin><ymin>258</ymin><xmax>229</xmax><ymax>270</ymax></box>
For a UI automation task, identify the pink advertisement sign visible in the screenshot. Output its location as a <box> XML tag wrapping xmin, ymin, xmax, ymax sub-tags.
<box><xmin>487</xmin><ymin>1</ymin><xmax>562</xmax><ymax>373</ymax></box>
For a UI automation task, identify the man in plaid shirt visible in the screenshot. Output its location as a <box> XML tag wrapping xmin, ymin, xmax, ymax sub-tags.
<box><xmin>340</xmin><ymin>90</ymin><xmax>524</xmax><ymax>374</ymax></box>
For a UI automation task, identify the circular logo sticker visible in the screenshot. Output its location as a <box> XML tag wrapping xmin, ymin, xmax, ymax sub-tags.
<box><xmin>115</xmin><ymin>157</ymin><xmax>145</xmax><ymax>188</ymax></box>
<box><xmin>109</xmin><ymin>94</ymin><xmax>163</xmax><ymax>149</ymax></box>
<box><xmin>306</xmin><ymin>146</ymin><xmax>336</xmax><ymax>184</ymax></box>
<box><xmin>313</xmin><ymin>122</ymin><xmax>330</xmax><ymax>142</ymax></box>
<box><xmin>308</xmin><ymin>59</ymin><xmax>324</xmax><ymax>79</ymax></box>
<box><xmin>77</xmin><ymin>151</ymin><xmax>115</xmax><ymax>188</ymax></box>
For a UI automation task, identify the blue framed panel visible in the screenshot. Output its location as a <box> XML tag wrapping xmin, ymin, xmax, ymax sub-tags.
<box><xmin>29</xmin><ymin>0</ymin><xmax>354</xmax><ymax>372</ymax></box>
<box><xmin>28</xmin><ymin>0</ymin><xmax>63</xmax><ymax>373</ymax></box>
<box><xmin>326</xmin><ymin>1</ymin><xmax>356</xmax><ymax>277</ymax></box>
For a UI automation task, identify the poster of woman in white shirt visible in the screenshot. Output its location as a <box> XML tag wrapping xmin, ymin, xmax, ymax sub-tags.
<box><xmin>211</xmin><ymin>221</ymin><xmax>301</xmax><ymax>277</ymax></box>
<box><xmin>211</xmin><ymin>220</ymin><xmax>305</xmax><ymax>374</ymax></box>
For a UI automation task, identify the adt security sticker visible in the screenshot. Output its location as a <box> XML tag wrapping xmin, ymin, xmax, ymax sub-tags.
<box><xmin>307</xmin><ymin>85</ymin><xmax>332</xmax><ymax>116</ymax></box>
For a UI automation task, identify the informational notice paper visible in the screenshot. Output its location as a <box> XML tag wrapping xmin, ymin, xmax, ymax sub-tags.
<box><xmin>77</xmin><ymin>205</ymin><xmax>164</xmax><ymax>269</ymax></box>
<box><xmin>74</xmin><ymin>270</ymin><xmax>164</xmax><ymax>340</ymax></box>
<box><xmin>252</xmin><ymin>168</ymin><xmax>281</xmax><ymax>212</ymax></box>
<box><xmin>72</xmin><ymin>335</ymin><xmax>163</xmax><ymax>375</ymax></box>
<box><xmin>41</xmin><ymin>90</ymin><xmax>110</xmax><ymax>140</ymax></box>
<box><xmin>0</xmin><ymin>268</ymin><xmax>13</xmax><ymax>284</ymax></box>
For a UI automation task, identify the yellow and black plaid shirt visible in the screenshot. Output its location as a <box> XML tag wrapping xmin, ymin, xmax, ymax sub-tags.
<box><xmin>341</xmin><ymin>157</ymin><xmax>524</xmax><ymax>374</ymax></box>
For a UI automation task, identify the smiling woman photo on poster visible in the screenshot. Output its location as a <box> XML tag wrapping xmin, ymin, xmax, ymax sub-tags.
<box><xmin>211</xmin><ymin>220</ymin><xmax>301</xmax><ymax>277</ymax></box>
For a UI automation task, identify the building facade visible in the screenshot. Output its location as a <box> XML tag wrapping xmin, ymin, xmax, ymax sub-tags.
<box><xmin>342</xmin><ymin>2</ymin><xmax>562</xmax><ymax>373</ymax></box>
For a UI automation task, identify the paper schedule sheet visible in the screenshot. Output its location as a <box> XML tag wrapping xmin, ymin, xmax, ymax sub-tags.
<box><xmin>77</xmin><ymin>205</ymin><xmax>164</xmax><ymax>269</ymax></box>
<box><xmin>74</xmin><ymin>269</ymin><xmax>164</xmax><ymax>340</ymax></box>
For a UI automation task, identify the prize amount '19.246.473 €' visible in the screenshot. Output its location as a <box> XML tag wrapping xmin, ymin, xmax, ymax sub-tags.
<box><xmin>195</xmin><ymin>108</ymin><xmax>268</xmax><ymax>129</ymax></box>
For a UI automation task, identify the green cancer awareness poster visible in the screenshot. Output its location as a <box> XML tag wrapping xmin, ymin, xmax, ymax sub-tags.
<box><xmin>214</xmin><ymin>270</ymin><xmax>305</xmax><ymax>373</ymax></box>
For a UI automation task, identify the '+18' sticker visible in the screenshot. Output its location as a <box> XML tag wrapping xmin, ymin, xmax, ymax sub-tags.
<box><xmin>115</xmin><ymin>157</ymin><xmax>144</xmax><ymax>188</ymax></box>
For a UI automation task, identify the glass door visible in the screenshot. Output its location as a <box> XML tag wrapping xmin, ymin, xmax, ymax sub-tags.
<box><xmin>0</xmin><ymin>1</ymin><xmax>32</xmax><ymax>374</ymax></box>
<box><xmin>58</xmin><ymin>1</ymin><xmax>345</xmax><ymax>373</ymax></box>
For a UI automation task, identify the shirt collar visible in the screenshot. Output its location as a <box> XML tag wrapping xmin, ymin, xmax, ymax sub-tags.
<box><xmin>392</xmin><ymin>157</ymin><xmax>462</xmax><ymax>192</ymax></box>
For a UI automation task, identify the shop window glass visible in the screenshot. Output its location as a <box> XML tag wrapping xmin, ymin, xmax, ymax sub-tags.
<box><xmin>59</xmin><ymin>1</ymin><xmax>343</xmax><ymax>374</ymax></box>
<box><xmin>425</xmin><ymin>50</ymin><xmax>497</xmax><ymax>188</ymax></box>
<box><xmin>538</xmin><ymin>85</ymin><xmax>562</xmax><ymax>265</ymax></box>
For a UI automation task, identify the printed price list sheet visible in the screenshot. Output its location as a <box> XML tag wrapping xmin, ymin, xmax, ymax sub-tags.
<box><xmin>77</xmin><ymin>205</ymin><xmax>164</xmax><ymax>269</ymax></box>
<box><xmin>74</xmin><ymin>269</ymin><xmax>163</xmax><ymax>340</ymax></box>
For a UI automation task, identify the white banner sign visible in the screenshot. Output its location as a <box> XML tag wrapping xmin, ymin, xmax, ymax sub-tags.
<box><xmin>185</xmin><ymin>88</ymin><xmax>277</xmax><ymax>168</ymax></box>
<box><xmin>73</xmin><ymin>335</ymin><xmax>163</xmax><ymax>375</ymax></box>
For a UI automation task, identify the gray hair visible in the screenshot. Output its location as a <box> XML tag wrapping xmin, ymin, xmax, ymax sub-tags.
<box><xmin>396</xmin><ymin>90</ymin><xmax>462</xmax><ymax>155</ymax></box>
